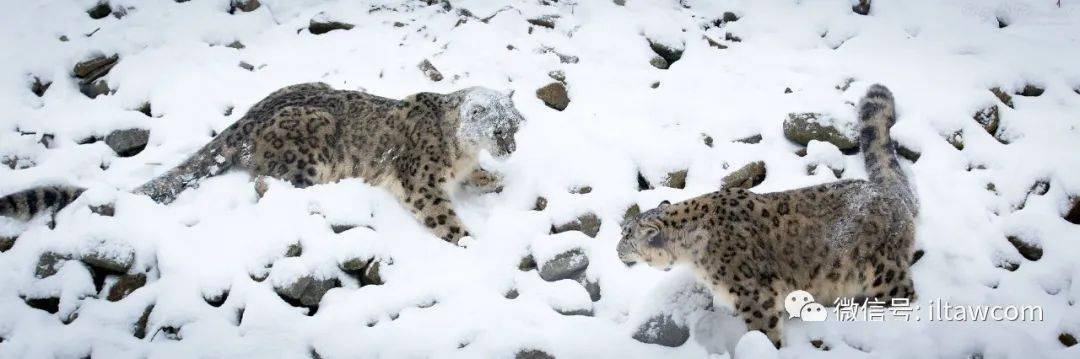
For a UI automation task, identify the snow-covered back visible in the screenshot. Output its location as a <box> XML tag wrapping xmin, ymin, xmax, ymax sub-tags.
<box><xmin>2</xmin><ymin>0</ymin><xmax>1080</xmax><ymax>358</ymax></box>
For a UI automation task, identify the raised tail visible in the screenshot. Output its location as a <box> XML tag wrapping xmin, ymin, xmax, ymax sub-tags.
<box><xmin>858</xmin><ymin>84</ymin><xmax>916</xmax><ymax>213</ymax></box>
<box><xmin>0</xmin><ymin>186</ymin><xmax>85</xmax><ymax>221</ymax></box>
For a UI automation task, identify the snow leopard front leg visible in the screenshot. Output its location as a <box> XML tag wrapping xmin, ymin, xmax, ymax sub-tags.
<box><xmin>393</xmin><ymin>154</ymin><xmax>470</xmax><ymax>244</ymax></box>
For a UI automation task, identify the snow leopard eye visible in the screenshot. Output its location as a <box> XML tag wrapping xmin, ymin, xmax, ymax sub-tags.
<box><xmin>470</xmin><ymin>105</ymin><xmax>487</xmax><ymax>118</ymax></box>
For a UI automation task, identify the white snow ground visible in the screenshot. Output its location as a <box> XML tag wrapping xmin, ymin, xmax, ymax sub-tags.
<box><xmin>2</xmin><ymin>0</ymin><xmax>1080</xmax><ymax>358</ymax></box>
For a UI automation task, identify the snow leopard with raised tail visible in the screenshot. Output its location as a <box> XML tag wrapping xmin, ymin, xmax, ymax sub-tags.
<box><xmin>617</xmin><ymin>84</ymin><xmax>917</xmax><ymax>347</ymax></box>
<box><xmin>1</xmin><ymin>83</ymin><xmax>524</xmax><ymax>244</ymax></box>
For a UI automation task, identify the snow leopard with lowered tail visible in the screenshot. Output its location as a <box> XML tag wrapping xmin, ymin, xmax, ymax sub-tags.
<box><xmin>617</xmin><ymin>84</ymin><xmax>917</xmax><ymax>347</ymax></box>
<box><xmin>0</xmin><ymin>82</ymin><xmax>524</xmax><ymax>244</ymax></box>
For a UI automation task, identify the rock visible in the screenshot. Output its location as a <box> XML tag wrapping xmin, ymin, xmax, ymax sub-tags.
<box><xmin>997</xmin><ymin>258</ymin><xmax>1020</xmax><ymax>272</ymax></box>
<box><xmin>104</xmin><ymin>129</ymin><xmax>149</xmax><ymax>157</ymax></box>
<box><xmin>24</xmin><ymin>296</ymin><xmax>60</xmax><ymax>314</ymax></box>
<box><xmin>783</xmin><ymin>112</ymin><xmax>858</xmax><ymax>151</ymax></box>
<box><xmin>722</xmin><ymin>11</ymin><xmax>740</xmax><ymax>23</ymax></box>
<box><xmin>946</xmin><ymin>131</ymin><xmax>964</xmax><ymax>151</ymax></box>
<box><xmin>663</xmin><ymin>170</ymin><xmax>687</xmax><ymax>189</ymax></box>
<box><xmin>623</xmin><ymin>204</ymin><xmax>641</xmax><ymax>223</ymax></box>
<box><xmin>897</xmin><ymin>145</ymin><xmax>921</xmax><ymax>162</ymax></box>
<box><xmin>0</xmin><ymin>236</ymin><xmax>15</xmax><ymax>252</ymax></box>
<box><xmin>704</xmin><ymin>35</ymin><xmax>727</xmax><ymax>50</ymax></box>
<box><xmin>997</xmin><ymin>17</ymin><xmax>1009</xmax><ymax>28</ymax></box>
<box><xmin>633</xmin><ymin>314</ymin><xmax>690</xmax><ymax>347</ymax></box>
<box><xmin>107</xmin><ymin>273</ymin><xmax>147</xmax><ymax>301</ymax></box>
<box><xmin>613</xmin><ymin>0</ymin><xmax>626</xmax><ymax>5</ymax></box>
<box><xmin>1017</xmin><ymin>84</ymin><xmax>1044</xmax><ymax>97</ymax></box>
<box><xmin>647</xmin><ymin>39</ymin><xmax>683</xmax><ymax>68</ymax></box>
<box><xmin>533</xmin><ymin>197</ymin><xmax>547</xmax><ymax>211</ymax></box>
<box><xmin>835</xmin><ymin>77</ymin><xmax>855</xmax><ymax>91</ymax></box>
<box><xmin>226</xmin><ymin>40</ymin><xmax>245</xmax><ymax>49</ymax></box>
<box><xmin>852</xmin><ymin>0</ymin><xmax>871</xmax><ymax>15</ymax></box>
<box><xmin>515</xmin><ymin>349</ymin><xmax>555</xmax><ymax>359</ymax></box>
<box><xmin>73</xmin><ymin>54</ymin><xmax>119</xmax><ymax>82</ymax></box>
<box><xmin>550</xmin><ymin>213</ymin><xmax>601</xmax><ymax>238</ymax></box>
<box><xmin>285</xmin><ymin>242</ymin><xmax>302</xmax><ymax>257</ymax></box>
<box><xmin>134</xmin><ymin>102</ymin><xmax>152</xmax><ymax>117</ymax></box>
<box><xmin>35</xmin><ymin>251</ymin><xmax>70</xmax><ymax>278</ymax></box>
<box><xmin>811</xmin><ymin>339</ymin><xmax>831</xmax><ymax>351</ymax></box>
<box><xmin>580</xmin><ymin>277</ymin><xmax>601</xmax><ymax>302</ymax></box>
<box><xmin>1066</xmin><ymin>197</ymin><xmax>1080</xmax><ymax>225</ymax></box>
<box><xmin>504</xmin><ymin>288</ymin><xmax>519</xmax><ymax>299</ymax></box>
<box><xmin>362</xmin><ymin>261</ymin><xmax>383</xmax><ymax>285</ymax></box>
<box><xmin>309</xmin><ymin>18</ymin><xmax>355</xmax><ymax>34</ymax></box>
<box><xmin>702</xmin><ymin>134</ymin><xmax>714</xmax><ymax>147</ymax></box>
<box><xmin>518</xmin><ymin>254</ymin><xmax>537</xmax><ymax>271</ymax></box>
<box><xmin>725</xmin><ymin>32</ymin><xmax>742</xmax><ymax>42</ymax></box>
<box><xmin>570</xmin><ymin>186</ymin><xmax>592</xmax><ymax>194</ymax></box>
<box><xmin>31</xmin><ymin>77</ymin><xmax>51</xmax><ymax>97</ymax></box>
<box><xmin>229</xmin><ymin>0</ymin><xmax>260</xmax><ymax>13</ymax></box>
<box><xmin>547</xmin><ymin>70</ymin><xmax>565</xmax><ymax>83</ymax></box>
<box><xmin>417</xmin><ymin>59</ymin><xmax>443</xmax><ymax>82</ymax></box>
<box><xmin>238</xmin><ymin>61</ymin><xmax>255</xmax><ymax>71</ymax></box>
<box><xmin>539</xmin><ymin>248</ymin><xmax>588</xmax><ymax>282</ymax></box>
<box><xmin>527</xmin><ymin>15</ymin><xmax>558</xmax><ymax>29</ymax></box>
<box><xmin>554</xmin><ymin>306</ymin><xmax>593</xmax><ymax>316</ymax></box>
<box><xmin>784</xmin><ymin>87</ymin><xmax>793</xmax><ymax>94</ymax></box>
<box><xmin>81</xmin><ymin>245</ymin><xmax>135</xmax><ymax>273</ymax></box>
<box><xmin>133</xmin><ymin>305</ymin><xmax>154</xmax><ymax>339</ymax></box>
<box><xmin>720</xmin><ymin>161</ymin><xmax>766</xmax><ymax>190</ymax></box>
<box><xmin>1061</xmin><ymin>332</ymin><xmax>1078</xmax><ymax>347</ymax></box>
<box><xmin>649</xmin><ymin>56</ymin><xmax>669</xmax><ymax>70</ymax></box>
<box><xmin>735</xmin><ymin>134</ymin><xmax>762</xmax><ymax>144</ymax></box>
<box><xmin>90</xmin><ymin>203</ymin><xmax>115</xmax><ymax>217</ymax></box>
<box><xmin>340</xmin><ymin>257</ymin><xmax>368</xmax><ymax>272</ymax></box>
<box><xmin>637</xmin><ymin>171</ymin><xmax>653</xmax><ymax>191</ymax></box>
<box><xmin>204</xmin><ymin>289</ymin><xmax>229</xmax><ymax>307</ymax></box>
<box><xmin>80</xmin><ymin>79</ymin><xmax>112</xmax><ymax>99</ymax></box>
<box><xmin>1006</xmin><ymin>236</ymin><xmax>1042</xmax><ymax>261</ymax></box>
<box><xmin>88</xmin><ymin>1</ymin><xmax>112</xmax><ymax>19</ymax></box>
<box><xmin>330</xmin><ymin>224</ymin><xmax>359</xmax><ymax>234</ymax></box>
<box><xmin>39</xmin><ymin>133</ymin><xmax>55</xmax><ymax>149</ymax></box>
<box><xmin>275</xmin><ymin>275</ymin><xmax>340</xmax><ymax>309</ymax></box>
<box><xmin>650</xmin><ymin>81</ymin><xmax>660</xmax><ymax>89</ymax></box>
<box><xmin>536</xmin><ymin>82</ymin><xmax>569</xmax><ymax>111</ymax></box>
<box><xmin>990</xmin><ymin>87</ymin><xmax>1014</xmax><ymax>109</ymax></box>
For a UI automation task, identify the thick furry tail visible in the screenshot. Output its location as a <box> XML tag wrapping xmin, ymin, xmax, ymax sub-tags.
<box><xmin>0</xmin><ymin>186</ymin><xmax>85</xmax><ymax>221</ymax></box>
<box><xmin>858</xmin><ymin>85</ymin><xmax>916</xmax><ymax>212</ymax></box>
<box><xmin>132</xmin><ymin>134</ymin><xmax>240</xmax><ymax>204</ymax></box>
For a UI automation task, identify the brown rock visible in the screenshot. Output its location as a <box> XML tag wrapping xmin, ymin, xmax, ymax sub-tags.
<box><xmin>990</xmin><ymin>87</ymin><xmax>1014</xmax><ymax>109</ymax></box>
<box><xmin>309</xmin><ymin>18</ymin><xmax>355</xmax><ymax>34</ymax></box>
<box><xmin>73</xmin><ymin>54</ymin><xmax>119</xmax><ymax>82</ymax></box>
<box><xmin>973</xmin><ymin>105</ymin><xmax>999</xmax><ymax>135</ymax></box>
<box><xmin>536</xmin><ymin>82</ymin><xmax>569</xmax><ymax>111</ymax></box>
<box><xmin>550</xmin><ymin>213</ymin><xmax>601</xmax><ymax>238</ymax></box>
<box><xmin>720</xmin><ymin>161</ymin><xmax>766</xmax><ymax>190</ymax></box>
<box><xmin>107</xmin><ymin>273</ymin><xmax>147</xmax><ymax>301</ymax></box>
<box><xmin>852</xmin><ymin>0</ymin><xmax>871</xmax><ymax>15</ymax></box>
<box><xmin>783</xmin><ymin>112</ymin><xmax>858</xmax><ymax>151</ymax></box>
<box><xmin>663</xmin><ymin>170</ymin><xmax>687</xmax><ymax>189</ymax></box>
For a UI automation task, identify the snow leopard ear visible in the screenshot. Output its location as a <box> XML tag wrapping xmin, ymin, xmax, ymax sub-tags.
<box><xmin>658</xmin><ymin>200</ymin><xmax>671</xmax><ymax>208</ymax></box>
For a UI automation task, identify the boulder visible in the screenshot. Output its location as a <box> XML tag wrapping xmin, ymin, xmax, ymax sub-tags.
<box><xmin>539</xmin><ymin>248</ymin><xmax>588</xmax><ymax>282</ymax></box>
<box><xmin>720</xmin><ymin>161</ymin><xmax>766</xmax><ymax>190</ymax></box>
<box><xmin>229</xmin><ymin>0</ymin><xmax>260</xmax><ymax>13</ymax></box>
<box><xmin>31</xmin><ymin>77</ymin><xmax>51</xmax><ymax>97</ymax></box>
<box><xmin>73</xmin><ymin>54</ymin><xmax>119</xmax><ymax>82</ymax></box>
<box><xmin>105</xmin><ymin>128</ymin><xmax>150</xmax><ymax>157</ymax></box>
<box><xmin>87</xmin><ymin>1</ymin><xmax>112</xmax><ymax>19</ymax></box>
<box><xmin>527</xmin><ymin>15</ymin><xmax>558</xmax><ymax>29</ymax></box>
<box><xmin>973</xmin><ymin>105</ymin><xmax>999</xmax><ymax>135</ymax></box>
<box><xmin>309</xmin><ymin>18</ymin><xmax>354</xmax><ymax>34</ymax></box>
<box><xmin>79</xmin><ymin>79</ymin><xmax>112</xmax><ymax>99</ymax></box>
<box><xmin>1017</xmin><ymin>84</ymin><xmax>1044</xmax><ymax>97</ymax></box>
<box><xmin>550</xmin><ymin>213</ymin><xmax>601</xmax><ymax>238</ymax></box>
<box><xmin>663</xmin><ymin>170</ymin><xmax>687</xmax><ymax>189</ymax></box>
<box><xmin>35</xmin><ymin>251</ymin><xmax>70</xmax><ymax>278</ymax></box>
<box><xmin>533</xmin><ymin>197</ymin><xmax>548</xmax><ymax>211</ymax></box>
<box><xmin>536</xmin><ymin>82</ymin><xmax>569</xmax><ymax>111</ymax></box>
<box><xmin>783</xmin><ymin>112</ymin><xmax>857</xmax><ymax>151</ymax></box>
<box><xmin>852</xmin><ymin>0</ymin><xmax>871</xmax><ymax>15</ymax></box>
<box><xmin>647</xmin><ymin>39</ymin><xmax>683</xmax><ymax>68</ymax></box>
<box><xmin>990</xmin><ymin>87</ymin><xmax>1014</xmax><ymax>108</ymax></box>
<box><xmin>633</xmin><ymin>314</ymin><xmax>690</xmax><ymax>347</ymax></box>
<box><xmin>417</xmin><ymin>59</ymin><xmax>443</xmax><ymax>82</ymax></box>
<box><xmin>1006</xmin><ymin>236</ymin><xmax>1042</xmax><ymax>261</ymax></box>
<box><xmin>82</xmin><ymin>245</ymin><xmax>135</xmax><ymax>273</ymax></box>
<box><xmin>0</xmin><ymin>236</ymin><xmax>15</xmax><ymax>252</ymax></box>
<box><xmin>107</xmin><ymin>273</ymin><xmax>147</xmax><ymax>301</ymax></box>
<box><xmin>274</xmin><ymin>275</ymin><xmax>340</xmax><ymax>309</ymax></box>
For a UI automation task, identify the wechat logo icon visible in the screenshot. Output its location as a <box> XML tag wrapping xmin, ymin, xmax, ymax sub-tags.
<box><xmin>785</xmin><ymin>290</ymin><xmax>827</xmax><ymax>322</ymax></box>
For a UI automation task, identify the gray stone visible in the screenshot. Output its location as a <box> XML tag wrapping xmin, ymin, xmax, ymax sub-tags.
<box><xmin>633</xmin><ymin>314</ymin><xmax>690</xmax><ymax>347</ymax></box>
<box><xmin>79</xmin><ymin>79</ymin><xmax>112</xmax><ymax>99</ymax></box>
<box><xmin>87</xmin><ymin>1</ymin><xmax>111</xmax><ymax>19</ymax></box>
<box><xmin>533</xmin><ymin>197</ymin><xmax>547</xmax><ymax>211</ymax></box>
<box><xmin>554</xmin><ymin>306</ymin><xmax>593</xmax><ymax>316</ymax></box>
<box><xmin>527</xmin><ymin>15</ymin><xmax>558</xmax><ymax>29</ymax></box>
<box><xmin>518</xmin><ymin>254</ymin><xmax>537</xmax><ymax>272</ymax></box>
<box><xmin>783</xmin><ymin>112</ymin><xmax>858</xmax><ymax>151</ymax></box>
<box><xmin>285</xmin><ymin>242</ymin><xmax>302</xmax><ymax>257</ymax></box>
<box><xmin>852</xmin><ymin>0</ymin><xmax>871</xmax><ymax>15</ymax></box>
<box><xmin>229</xmin><ymin>0</ymin><xmax>260</xmax><ymax>13</ymax></box>
<box><xmin>73</xmin><ymin>54</ymin><xmax>119</xmax><ymax>82</ymax></box>
<box><xmin>720</xmin><ymin>161</ymin><xmax>766</xmax><ymax>190</ymax></box>
<box><xmin>649</xmin><ymin>56</ymin><xmax>669</xmax><ymax>70</ymax></box>
<box><xmin>274</xmin><ymin>275</ymin><xmax>340</xmax><ymax>308</ymax></box>
<box><xmin>417</xmin><ymin>59</ymin><xmax>443</xmax><ymax>82</ymax></box>
<box><xmin>107</xmin><ymin>273</ymin><xmax>147</xmax><ymax>301</ymax></box>
<box><xmin>897</xmin><ymin>144</ymin><xmax>921</xmax><ymax>162</ymax></box>
<box><xmin>226</xmin><ymin>40</ymin><xmax>245</xmax><ymax>49</ymax></box>
<box><xmin>735</xmin><ymin>134</ymin><xmax>762</xmax><ymax>144</ymax></box>
<box><xmin>515</xmin><ymin>349</ymin><xmax>555</xmax><ymax>359</ymax></box>
<box><xmin>974</xmin><ymin>105</ymin><xmax>999</xmax><ymax>135</ymax></box>
<box><xmin>536</xmin><ymin>82</ymin><xmax>569</xmax><ymax>111</ymax></box>
<box><xmin>539</xmin><ymin>248</ymin><xmax>588</xmax><ymax>282</ymax></box>
<box><xmin>239</xmin><ymin>61</ymin><xmax>255</xmax><ymax>71</ymax></box>
<box><xmin>570</xmin><ymin>186</ymin><xmax>592</xmax><ymax>194</ymax></box>
<box><xmin>1066</xmin><ymin>197</ymin><xmax>1080</xmax><ymax>225</ymax></box>
<box><xmin>31</xmin><ymin>77</ymin><xmax>51</xmax><ymax>97</ymax></box>
<box><xmin>309</xmin><ymin>19</ymin><xmax>354</xmax><ymax>35</ymax></box>
<box><xmin>550</xmin><ymin>213</ymin><xmax>601</xmax><ymax>238</ymax></box>
<box><xmin>133</xmin><ymin>304</ymin><xmax>154</xmax><ymax>339</ymax></box>
<box><xmin>362</xmin><ymin>261</ymin><xmax>383</xmax><ymax>285</ymax></box>
<box><xmin>647</xmin><ymin>39</ymin><xmax>683</xmax><ymax>67</ymax></box>
<box><xmin>623</xmin><ymin>204</ymin><xmax>641</xmax><ymax>223</ymax></box>
<box><xmin>339</xmin><ymin>257</ymin><xmax>368</xmax><ymax>272</ymax></box>
<box><xmin>1017</xmin><ymin>84</ymin><xmax>1044</xmax><ymax>97</ymax></box>
<box><xmin>946</xmin><ymin>131</ymin><xmax>964</xmax><ymax>151</ymax></box>
<box><xmin>81</xmin><ymin>245</ymin><xmax>134</xmax><ymax>273</ymax></box>
<box><xmin>0</xmin><ymin>236</ymin><xmax>15</xmax><ymax>252</ymax></box>
<box><xmin>35</xmin><ymin>251</ymin><xmax>70</xmax><ymax>278</ymax></box>
<box><xmin>547</xmin><ymin>70</ymin><xmax>565</xmax><ymax>83</ymax></box>
<box><xmin>105</xmin><ymin>128</ymin><xmax>149</xmax><ymax>157</ymax></box>
<box><xmin>991</xmin><ymin>87</ymin><xmax>1014</xmax><ymax>108</ymax></box>
<box><xmin>1006</xmin><ymin>236</ymin><xmax>1042</xmax><ymax>261</ymax></box>
<box><xmin>663</xmin><ymin>170</ymin><xmax>687</xmax><ymax>189</ymax></box>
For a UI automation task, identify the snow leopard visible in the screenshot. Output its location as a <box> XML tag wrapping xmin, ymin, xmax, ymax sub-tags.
<box><xmin>1</xmin><ymin>82</ymin><xmax>524</xmax><ymax>244</ymax></box>
<box><xmin>617</xmin><ymin>84</ymin><xmax>917</xmax><ymax>346</ymax></box>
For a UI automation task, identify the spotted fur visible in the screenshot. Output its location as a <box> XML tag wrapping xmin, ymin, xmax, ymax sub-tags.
<box><xmin>1</xmin><ymin>83</ymin><xmax>524</xmax><ymax>244</ymax></box>
<box><xmin>617</xmin><ymin>84</ymin><xmax>917</xmax><ymax>346</ymax></box>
